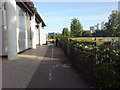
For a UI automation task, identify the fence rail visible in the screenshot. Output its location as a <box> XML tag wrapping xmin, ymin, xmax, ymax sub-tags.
<box><xmin>59</xmin><ymin>40</ymin><xmax>120</xmax><ymax>88</ymax></box>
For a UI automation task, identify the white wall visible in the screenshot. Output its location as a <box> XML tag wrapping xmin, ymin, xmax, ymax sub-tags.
<box><xmin>26</xmin><ymin>13</ymin><xmax>32</xmax><ymax>49</ymax></box>
<box><xmin>31</xmin><ymin>14</ymin><xmax>36</xmax><ymax>49</ymax></box>
<box><xmin>18</xmin><ymin>7</ymin><xmax>26</xmax><ymax>52</ymax></box>
<box><xmin>6</xmin><ymin>0</ymin><xmax>17</xmax><ymax>60</ymax></box>
<box><xmin>36</xmin><ymin>28</ymin><xmax>39</xmax><ymax>45</ymax></box>
<box><xmin>0</xmin><ymin>2</ymin><xmax>39</xmax><ymax>57</ymax></box>
<box><xmin>2</xmin><ymin>10</ymin><xmax>7</xmax><ymax>56</ymax></box>
<box><xmin>40</xmin><ymin>30</ymin><xmax>48</xmax><ymax>45</ymax></box>
<box><xmin>0</xmin><ymin>9</ymin><xmax>2</xmax><ymax>56</ymax></box>
<box><xmin>16</xmin><ymin>5</ymin><xmax>32</xmax><ymax>53</ymax></box>
<box><xmin>0</xmin><ymin>2</ymin><xmax>7</xmax><ymax>56</ymax></box>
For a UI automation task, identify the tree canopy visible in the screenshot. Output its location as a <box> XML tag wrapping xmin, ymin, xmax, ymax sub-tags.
<box><xmin>82</xmin><ymin>31</ymin><xmax>92</xmax><ymax>37</ymax></box>
<box><xmin>70</xmin><ymin>18</ymin><xmax>83</xmax><ymax>37</ymax></box>
<box><xmin>105</xmin><ymin>10</ymin><xmax>120</xmax><ymax>37</ymax></box>
<box><xmin>62</xmin><ymin>28</ymin><xmax>70</xmax><ymax>37</ymax></box>
<box><xmin>92</xmin><ymin>30</ymin><xmax>108</xmax><ymax>37</ymax></box>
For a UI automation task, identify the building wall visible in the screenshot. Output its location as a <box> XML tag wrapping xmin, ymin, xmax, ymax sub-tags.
<box><xmin>16</xmin><ymin>5</ymin><xmax>32</xmax><ymax>53</ymax></box>
<box><xmin>0</xmin><ymin>1</ymin><xmax>45</xmax><ymax>58</ymax></box>
<box><xmin>90</xmin><ymin>26</ymin><xmax>95</xmax><ymax>33</ymax></box>
<box><xmin>40</xmin><ymin>30</ymin><xmax>48</xmax><ymax>45</ymax></box>
<box><xmin>0</xmin><ymin>3</ymin><xmax>2</xmax><ymax>56</ymax></box>
<box><xmin>36</xmin><ymin>27</ymin><xmax>39</xmax><ymax>45</ymax></box>
<box><xmin>101</xmin><ymin>22</ymin><xmax>104</xmax><ymax>30</ymax></box>
<box><xmin>0</xmin><ymin>2</ymin><xmax>34</xmax><ymax>56</ymax></box>
<box><xmin>0</xmin><ymin>2</ymin><xmax>7</xmax><ymax>56</ymax></box>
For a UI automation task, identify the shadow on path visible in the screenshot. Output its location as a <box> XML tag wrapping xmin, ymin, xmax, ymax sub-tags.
<box><xmin>27</xmin><ymin>45</ymin><xmax>90</xmax><ymax>88</ymax></box>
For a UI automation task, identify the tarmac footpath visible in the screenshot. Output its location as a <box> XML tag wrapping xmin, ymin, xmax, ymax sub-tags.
<box><xmin>27</xmin><ymin>45</ymin><xmax>90</xmax><ymax>88</ymax></box>
<box><xmin>2</xmin><ymin>44</ymin><xmax>90</xmax><ymax>88</ymax></box>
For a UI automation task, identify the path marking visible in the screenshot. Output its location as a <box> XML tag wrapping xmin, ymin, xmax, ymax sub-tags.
<box><xmin>51</xmin><ymin>45</ymin><xmax>54</xmax><ymax>61</ymax></box>
<box><xmin>49</xmin><ymin>45</ymin><xmax>54</xmax><ymax>81</ymax></box>
<box><xmin>49</xmin><ymin>72</ymin><xmax>52</xmax><ymax>80</ymax></box>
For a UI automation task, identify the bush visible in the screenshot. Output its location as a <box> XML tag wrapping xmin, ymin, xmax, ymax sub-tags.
<box><xmin>59</xmin><ymin>35</ymin><xmax>69</xmax><ymax>43</ymax></box>
<box><xmin>104</xmin><ymin>41</ymin><xmax>111</xmax><ymax>45</ymax></box>
<box><xmin>59</xmin><ymin>39</ymin><xmax>120</xmax><ymax>88</ymax></box>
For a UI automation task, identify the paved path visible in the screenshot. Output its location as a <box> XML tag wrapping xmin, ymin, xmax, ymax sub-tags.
<box><xmin>2</xmin><ymin>44</ymin><xmax>90</xmax><ymax>88</ymax></box>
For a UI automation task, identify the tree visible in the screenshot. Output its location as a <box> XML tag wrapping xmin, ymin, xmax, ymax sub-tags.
<box><xmin>82</xmin><ymin>31</ymin><xmax>92</xmax><ymax>37</ymax></box>
<box><xmin>48</xmin><ymin>35</ymin><xmax>51</xmax><ymax>40</ymax></box>
<box><xmin>70</xmin><ymin>18</ymin><xmax>83</xmax><ymax>37</ymax></box>
<box><xmin>62</xmin><ymin>28</ymin><xmax>70</xmax><ymax>37</ymax></box>
<box><xmin>54</xmin><ymin>33</ymin><xmax>61</xmax><ymax>38</ymax></box>
<box><xmin>115</xmin><ymin>11</ymin><xmax>120</xmax><ymax>37</ymax></box>
<box><xmin>105</xmin><ymin>10</ymin><xmax>120</xmax><ymax>36</ymax></box>
<box><xmin>92</xmin><ymin>30</ymin><xmax>108</xmax><ymax>37</ymax></box>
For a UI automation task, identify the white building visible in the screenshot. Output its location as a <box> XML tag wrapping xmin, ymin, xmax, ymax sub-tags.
<box><xmin>101</xmin><ymin>22</ymin><xmax>105</xmax><ymax>30</ymax></box>
<box><xmin>118</xmin><ymin>1</ymin><xmax>120</xmax><ymax>11</ymax></box>
<box><xmin>90</xmin><ymin>26</ymin><xmax>95</xmax><ymax>33</ymax></box>
<box><xmin>95</xmin><ymin>24</ymin><xmax>99</xmax><ymax>30</ymax></box>
<box><xmin>36</xmin><ymin>29</ymin><xmax>48</xmax><ymax>45</ymax></box>
<box><xmin>0</xmin><ymin>1</ymin><xmax>46</xmax><ymax>60</ymax></box>
<box><xmin>93</xmin><ymin>24</ymin><xmax>99</xmax><ymax>30</ymax></box>
<box><xmin>90</xmin><ymin>24</ymin><xmax>99</xmax><ymax>33</ymax></box>
<box><xmin>40</xmin><ymin>30</ymin><xmax>48</xmax><ymax>45</ymax></box>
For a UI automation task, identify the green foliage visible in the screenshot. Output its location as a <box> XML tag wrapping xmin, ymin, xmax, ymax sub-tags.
<box><xmin>70</xmin><ymin>18</ymin><xmax>83</xmax><ymax>37</ymax></box>
<box><xmin>59</xmin><ymin>35</ymin><xmax>69</xmax><ymax>43</ymax></box>
<box><xmin>48</xmin><ymin>35</ymin><xmax>51</xmax><ymax>40</ymax></box>
<box><xmin>62</xmin><ymin>28</ymin><xmax>70</xmax><ymax>37</ymax></box>
<box><xmin>82</xmin><ymin>31</ymin><xmax>92</xmax><ymax>37</ymax></box>
<box><xmin>92</xmin><ymin>30</ymin><xmax>108</xmax><ymax>37</ymax></box>
<box><xmin>105</xmin><ymin>10</ymin><xmax>120</xmax><ymax>37</ymax></box>
<box><xmin>59</xmin><ymin>38</ymin><xmax>120</xmax><ymax>88</ymax></box>
<box><xmin>97</xmin><ymin>44</ymin><xmax>120</xmax><ymax>58</ymax></box>
<box><xmin>95</xmin><ymin>61</ymin><xmax>120</xmax><ymax>88</ymax></box>
<box><xmin>54</xmin><ymin>33</ymin><xmax>61</xmax><ymax>38</ymax></box>
<box><xmin>91</xmin><ymin>10</ymin><xmax>120</xmax><ymax>37</ymax></box>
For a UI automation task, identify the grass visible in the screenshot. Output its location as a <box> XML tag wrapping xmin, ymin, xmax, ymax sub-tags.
<box><xmin>70</xmin><ymin>37</ymin><xmax>120</xmax><ymax>46</ymax></box>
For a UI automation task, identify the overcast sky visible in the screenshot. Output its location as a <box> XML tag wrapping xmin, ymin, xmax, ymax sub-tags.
<box><xmin>33</xmin><ymin>2</ymin><xmax>118</xmax><ymax>33</ymax></box>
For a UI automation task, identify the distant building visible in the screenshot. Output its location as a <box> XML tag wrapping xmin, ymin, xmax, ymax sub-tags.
<box><xmin>96</xmin><ymin>23</ymin><xmax>99</xmax><ymax>30</ymax></box>
<box><xmin>48</xmin><ymin>32</ymin><xmax>55</xmax><ymax>39</ymax></box>
<box><xmin>101</xmin><ymin>22</ymin><xmax>105</xmax><ymax>30</ymax></box>
<box><xmin>48</xmin><ymin>32</ymin><xmax>55</xmax><ymax>36</ymax></box>
<box><xmin>94</xmin><ymin>25</ymin><xmax>97</xmax><ymax>30</ymax></box>
<box><xmin>118</xmin><ymin>1</ymin><xmax>120</xmax><ymax>11</ymax></box>
<box><xmin>90</xmin><ymin>26</ymin><xmax>95</xmax><ymax>33</ymax></box>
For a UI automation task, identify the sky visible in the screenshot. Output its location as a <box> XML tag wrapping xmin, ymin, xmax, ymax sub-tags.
<box><xmin>33</xmin><ymin>2</ymin><xmax>118</xmax><ymax>33</ymax></box>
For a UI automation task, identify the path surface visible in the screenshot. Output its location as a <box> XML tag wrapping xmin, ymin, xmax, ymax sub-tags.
<box><xmin>2</xmin><ymin>44</ymin><xmax>90</xmax><ymax>88</ymax></box>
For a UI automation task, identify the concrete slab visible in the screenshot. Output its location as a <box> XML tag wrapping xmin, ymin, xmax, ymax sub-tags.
<box><xmin>2</xmin><ymin>45</ymin><xmax>48</xmax><ymax>88</ymax></box>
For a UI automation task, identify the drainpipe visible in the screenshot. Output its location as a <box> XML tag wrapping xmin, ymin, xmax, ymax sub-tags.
<box><xmin>6</xmin><ymin>1</ymin><xmax>17</xmax><ymax>60</ymax></box>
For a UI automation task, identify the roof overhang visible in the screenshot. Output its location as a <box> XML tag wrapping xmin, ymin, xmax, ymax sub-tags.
<box><xmin>16</xmin><ymin>0</ymin><xmax>46</xmax><ymax>27</ymax></box>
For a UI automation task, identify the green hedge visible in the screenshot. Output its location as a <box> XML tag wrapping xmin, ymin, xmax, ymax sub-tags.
<box><xmin>59</xmin><ymin>40</ymin><xmax>120</xmax><ymax>88</ymax></box>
